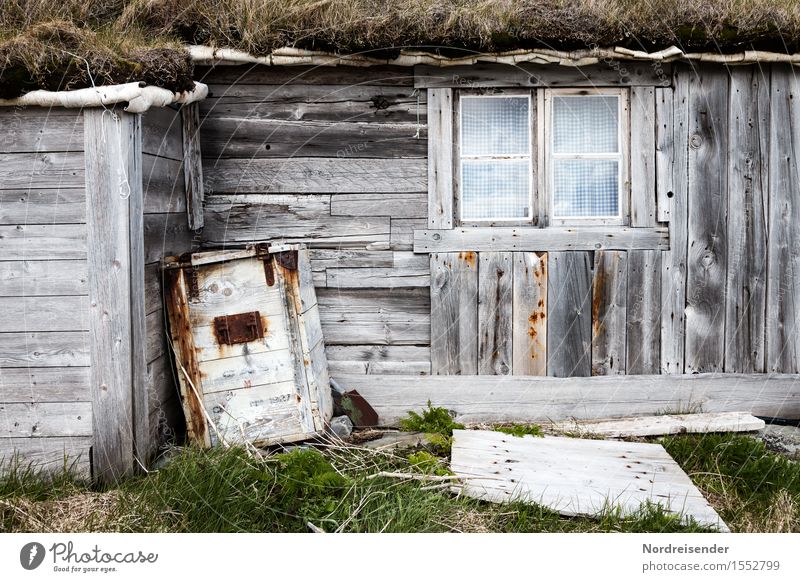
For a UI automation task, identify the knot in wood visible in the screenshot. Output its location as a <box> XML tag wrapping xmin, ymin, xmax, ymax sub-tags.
<box><xmin>690</xmin><ymin>133</ymin><xmax>703</xmax><ymax>149</ymax></box>
<box><xmin>701</xmin><ymin>252</ymin><xmax>716</xmax><ymax>267</ymax></box>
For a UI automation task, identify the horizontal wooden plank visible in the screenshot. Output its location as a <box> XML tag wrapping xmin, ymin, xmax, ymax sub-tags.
<box><xmin>203</xmin><ymin>195</ymin><xmax>391</xmax><ymax>247</ymax></box>
<box><xmin>141</xmin><ymin>106</ymin><xmax>183</xmax><ymax>160</ymax></box>
<box><xmin>326</xmin><ymin>267</ymin><xmax>429</xmax><ymax>288</ymax></box>
<box><xmin>0</xmin><ymin>224</ymin><xmax>86</xmax><ymax>260</ymax></box>
<box><xmin>0</xmin><ymin>260</ymin><xmax>88</xmax><ymax>296</ymax></box>
<box><xmin>0</xmin><ymin>188</ymin><xmax>85</xmax><ymax>224</ymax></box>
<box><xmin>0</xmin><ymin>296</ymin><xmax>88</xmax><ymax>332</ymax></box>
<box><xmin>551</xmin><ymin>411</ymin><xmax>765</xmax><ymax>438</ymax></box>
<box><xmin>308</xmin><ymin>249</ymin><xmax>394</xmax><ymax>271</ymax></box>
<box><xmin>143</xmin><ymin>154</ymin><xmax>186</xmax><ymax>214</ymax></box>
<box><xmin>391</xmin><ymin>218</ymin><xmax>427</xmax><ymax>251</ymax></box>
<box><xmin>0</xmin><ymin>332</ymin><xmax>89</xmax><ymax>367</ymax></box>
<box><xmin>0</xmin><ymin>152</ymin><xmax>84</xmax><ymax>189</ymax></box>
<box><xmin>0</xmin><ymin>401</ymin><xmax>92</xmax><ymax>437</ymax></box>
<box><xmin>144</xmin><ymin>262</ymin><xmax>163</xmax><ymax>315</ymax></box>
<box><xmin>415</xmin><ymin>62</ymin><xmax>672</xmax><ymax>88</ymax></box>
<box><xmin>144</xmin><ymin>213</ymin><xmax>196</xmax><ymax>263</ymax></box>
<box><xmin>198</xmin><ymin>65</ymin><xmax>416</xmax><ymax>86</ymax></box>
<box><xmin>202</xmin><ymin>84</ymin><xmax>424</xmax><ymax>123</ymax></box>
<box><xmin>333</xmin><ymin>373</ymin><xmax>800</xmax><ymax>425</ymax></box>
<box><xmin>320</xmin><ymin>311</ymin><xmax>429</xmax><ymax>346</ymax></box>
<box><xmin>203</xmin><ymin>158</ymin><xmax>426</xmax><ymax>194</ymax></box>
<box><xmin>0</xmin><ymin>108</ymin><xmax>83</xmax><ymax>153</ymax></box>
<box><xmin>0</xmin><ymin>436</ymin><xmax>91</xmax><ymax>477</ymax></box>
<box><xmin>199</xmin><ymin>349</ymin><xmax>296</xmax><ymax>395</ymax></box>
<box><xmin>414</xmin><ymin>227</ymin><xmax>669</xmax><ymax>252</ymax></box>
<box><xmin>201</xmin><ymin>118</ymin><xmax>426</xmax><ymax>159</ymax></box>
<box><xmin>317</xmin><ymin>287</ymin><xmax>429</xmax><ymax>312</ymax></box>
<box><xmin>0</xmin><ymin>367</ymin><xmax>90</xmax><ymax>402</ymax></box>
<box><xmin>330</xmin><ymin>192</ymin><xmax>427</xmax><ymax>218</ymax></box>
<box><xmin>326</xmin><ymin>345</ymin><xmax>431</xmax><ymax>375</ymax></box>
<box><xmin>146</xmin><ymin>310</ymin><xmax>166</xmax><ymax>364</ymax></box>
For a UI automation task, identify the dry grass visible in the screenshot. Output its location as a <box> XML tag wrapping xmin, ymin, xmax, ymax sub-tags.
<box><xmin>3</xmin><ymin>0</ymin><xmax>800</xmax><ymax>96</ymax></box>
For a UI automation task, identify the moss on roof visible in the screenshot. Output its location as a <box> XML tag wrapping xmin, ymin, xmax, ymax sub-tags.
<box><xmin>2</xmin><ymin>0</ymin><xmax>800</xmax><ymax>96</ymax></box>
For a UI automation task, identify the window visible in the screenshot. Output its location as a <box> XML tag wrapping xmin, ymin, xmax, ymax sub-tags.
<box><xmin>456</xmin><ymin>88</ymin><xmax>629</xmax><ymax>226</ymax></box>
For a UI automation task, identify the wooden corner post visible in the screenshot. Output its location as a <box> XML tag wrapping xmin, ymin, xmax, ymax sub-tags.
<box><xmin>84</xmin><ymin>108</ymin><xmax>147</xmax><ymax>485</ymax></box>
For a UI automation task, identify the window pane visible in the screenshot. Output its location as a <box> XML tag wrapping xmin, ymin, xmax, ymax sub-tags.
<box><xmin>461</xmin><ymin>96</ymin><xmax>529</xmax><ymax>156</ymax></box>
<box><xmin>553</xmin><ymin>159</ymin><xmax>619</xmax><ymax>218</ymax></box>
<box><xmin>462</xmin><ymin>160</ymin><xmax>530</xmax><ymax>220</ymax></box>
<box><xmin>553</xmin><ymin>96</ymin><xmax>619</xmax><ymax>154</ymax></box>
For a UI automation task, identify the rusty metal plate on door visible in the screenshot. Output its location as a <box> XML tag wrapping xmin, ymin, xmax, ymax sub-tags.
<box><xmin>213</xmin><ymin>311</ymin><xmax>264</xmax><ymax>345</ymax></box>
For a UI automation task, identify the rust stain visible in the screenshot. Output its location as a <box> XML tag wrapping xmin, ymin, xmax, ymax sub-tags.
<box><xmin>592</xmin><ymin>263</ymin><xmax>607</xmax><ymax>333</ymax></box>
<box><xmin>460</xmin><ymin>251</ymin><xmax>477</xmax><ymax>269</ymax></box>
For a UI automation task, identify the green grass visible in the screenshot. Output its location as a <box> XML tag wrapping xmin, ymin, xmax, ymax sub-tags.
<box><xmin>1</xmin><ymin>431</ymin><xmax>797</xmax><ymax>533</ymax></box>
<box><xmin>495</xmin><ymin>424</ymin><xmax>543</xmax><ymax>438</ymax></box>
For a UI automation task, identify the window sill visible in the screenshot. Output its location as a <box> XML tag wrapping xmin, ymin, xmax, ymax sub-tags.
<box><xmin>413</xmin><ymin>226</ymin><xmax>669</xmax><ymax>253</ymax></box>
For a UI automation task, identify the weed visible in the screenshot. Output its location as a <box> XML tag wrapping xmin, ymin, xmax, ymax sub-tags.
<box><xmin>400</xmin><ymin>401</ymin><xmax>464</xmax><ymax>436</ymax></box>
<box><xmin>495</xmin><ymin>424</ymin><xmax>543</xmax><ymax>438</ymax></box>
<box><xmin>407</xmin><ymin>451</ymin><xmax>451</xmax><ymax>476</ymax></box>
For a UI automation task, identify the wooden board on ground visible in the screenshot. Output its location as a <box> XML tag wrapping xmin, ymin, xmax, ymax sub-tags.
<box><xmin>549</xmin><ymin>412</ymin><xmax>765</xmax><ymax>438</ymax></box>
<box><xmin>450</xmin><ymin>429</ymin><xmax>729</xmax><ymax>532</ymax></box>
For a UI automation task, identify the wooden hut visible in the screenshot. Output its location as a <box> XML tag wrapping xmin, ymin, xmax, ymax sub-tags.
<box><xmin>3</xmin><ymin>4</ymin><xmax>800</xmax><ymax>481</ymax></box>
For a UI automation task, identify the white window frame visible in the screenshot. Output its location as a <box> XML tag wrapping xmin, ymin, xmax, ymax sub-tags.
<box><xmin>542</xmin><ymin>87</ymin><xmax>630</xmax><ymax>227</ymax></box>
<box><xmin>454</xmin><ymin>87</ymin><xmax>630</xmax><ymax>227</ymax></box>
<box><xmin>457</xmin><ymin>92</ymin><xmax>534</xmax><ymax>224</ymax></box>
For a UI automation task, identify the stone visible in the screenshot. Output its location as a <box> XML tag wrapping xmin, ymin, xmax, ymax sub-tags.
<box><xmin>329</xmin><ymin>415</ymin><xmax>354</xmax><ymax>439</ymax></box>
<box><xmin>755</xmin><ymin>424</ymin><xmax>800</xmax><ymax>459</ymax></box>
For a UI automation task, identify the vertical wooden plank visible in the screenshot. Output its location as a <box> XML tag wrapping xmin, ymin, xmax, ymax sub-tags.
<box><xmin>766</xmin><ymin>65</ymin><xmax>800</xmax><ymax>373</ymax></box>
<box><xmin>547</xmin><ymin>251</ymin><xmax>592</xmax><ymax>377</ymax></box>
<box><xmin>84</xmin><ymin>108</ymin><xmax>140</xmax><ymax>484</ymax></box>
<box><xmin>627</xmin><ymin>250</ymin><xmax>662</xmax><ymax>374</ymax></box>
<box><xmin>655</xmin><ymin>86</ymin><xmax>675</xmax><ymax>222</ymax></box>
<box><xmin>631</xmin><ymin>86</ymin><xmax>657</xmax><ymax>227</ymax></box>
<box><xmin>427</xmin><ymin>88</ymin><xmax>453</xmax><ymax>229</ymax></box>
<box><xmin>430</xmin><ymin>252</ymin><xmax>478</xmax><ymax>374</ymax></box>
<box><xmin>591</xmin><ymin>251</ymin><xmax>628</xmax><ymax>375</ymax></box>
<box><xmin>478</xmin><ymin>252</ymin><xmax>513</xmax><ymax>375</ymax></box>
<box><xmin>685</xmin><ymin>65</ymin><xmax>729</xmax><ymax>373</ymax></box>
<box><xmin>512</xmin><ymin>252</ymin><xmax>547</xmax><ymax>376</ymax></box>
<box><xmin>182</xmin><ymin>102</ymin><xmax>204</xmax><ymax>230</ymax></box>
<box><xmin>660</xmin><ymin>69</ymin><xmax>690</xmax><ymax>374</ymax></box>
<box><xmin>725</xmin><ymin>66</ymin><xmax>769</xmax><ymax>373</ymax></box>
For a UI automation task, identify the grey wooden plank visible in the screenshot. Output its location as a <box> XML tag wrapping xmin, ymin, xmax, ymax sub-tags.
<box><xmin>0</xmin><ymin>188</ymin><xmax>85</xmax><ymax>224</ymax></box>
<box><xmin>330</xmin><ymin>192</ymin><xmax>427</xmax><ymax>218</ymax></box>
<box><xmin>317</xmin><ymin>287</ymin><xmax>429</xmax><ymax>312</ymax></box>
<box><xmin>141</xmin><ymin>106</ymin><xmax>183</xmax><ymax>160</ymax></box>
<box><xmin>142</xmin><ymin>154</ymin><xmax>186</xmax><ymax>214</ymax></box>
<box><xmin>511</xmin><ymin>252</ymin><xmax>547</xmax><ymax>376</ymax></box>
<box><xmin>655</xmin><ymin>86</ymin><xmax>675</xmax><ymax>222</ymax></box>
<box><xmin>427</xmin><ymin>88</ymin><xmax>454</xmax><ymax>229</ymax></box>
<box><xmin>478</xmin><ymin>252</ymin><xmax>513</xmax><ymax>375</ymax></box>
<box><xmin>144</xmin><ymin>213</ymin><xmax>196</xmax><ymax>263</ymax></box>
<box><xmin>660</xmin><ymin>70</ymin><xmax>690</xmax><ymax>374</ymax></box>
<box><xmin>144</xmin><ymin>262</ymin><xmax>163</xmax><ymax>316</ymax></box>
<box><xmin>200</xmin><ymin>117</ymin><xmax>426</xmax><ymax>159</ymax></box>
<box><xmin>0</xmin><ymin>108</ymin><xmax>83</xmax><ymax>153</ymax></box>
<box><xmin>308</xmin><ymin>249</ymin><xmax>394</xmax><ymax>271</ymax></box>
<box><xmin>319</xmin><ymin>309</ymin><xmax>429</xmax><ymax>346</ymax></box>
<box><xmin>0</xmin><ymin>224</ymin><xmax>86</xmax><ymax>260</ymax></box>
<box><xmin>197</xmin><ymin>65</ymin><xmax>416</xmax><ymax>86</ymax></box>
<box><xmin>547</xmin><ymin>251</ymin><xmax>593</xmax><ymax>377</ymax></box>
<box><xmin>766</xmin><ymin>65</ymin><xmax>800</xmax><ymax>373</ymax></box>
<box><xmin>552</xmin><ymin>411</ymin><xmax>765</xmax><ymax>438</ymax></box>
<box><xmin>0</xmin><ymin>436</ymin><xmax>92</xmax><ymax>478</ymax></box>
<box><xmin>0</xmin><ymin>152</ymin><xmax>84</xmax><ymax>189</ymax></box>
<box><xmin>203</xmin><ymin>157</ymin><xmax>426</xmax><ymax>194</ymax></box>
<box><xmin>430</xmin><ymin>252</ymin><xmax>478</xmax><ymax>375</ymax></box>
<box><xmin>391</xmin><ymin>218</ymin><xmax>426</xmax><ymax>250</ymax></box>
<box><xmin>626</xmin><ymin>250</ymin><xmax>662</xmax><ymax>375</ymax></box>
<box><xmin>326</xmin><ymin>345</ymin><xmax>431</xmax><ymax>375</ymax></box>
<box><xmin>0</xmin><ymin>367</ymin><xmax>90</xmax><ymax>402</ymax></box>
<box><xmin>0</xmin><ymin>260</ymin><xmax>88</xmax><ymax>296</ymax></box>
<box><xmin>0</xmin><ymin>296</ymin><xmax>88</xmax><ymax>332</ymax></box>
<box><xmin>415</xmin><ymin>227</ymin><xmax>669</xmax><ymax>252</ymax></box>
<box><xmin>0</xmin><ymin>402</ymin><xmax>92</xmax><ymax>437</ymax></box>
<box><xmin>591</xmin><ymin>251</ymin><xmax>628</xmax><ymax>375</ymax></box>
<box><xmin>414</xmin><ymin>62</ymin><xmax>672</xmax><ymax>88</ymax></box>
<box><xmin>685</xmin><ymin>66</ymin><xmax>729</xmax><ymax>374</ymax></box>
<box><xmin>725</xmin><ymin>66</ymin><xmax>769</xmax><ymax>373</ymax></box>
<box><xmin>203</xmin><ymin>195</ymin><xmax>391</xmax><ymax>247</ymax></box>
<box><xmin>182</xmin><ymin>103</ymin><xmax>205</xmax><ymax>230</ymax></box>
<box><xmin>334</xmin><ymin>373</ymin><xmax>800</xmax><ymax>425</ymax></box>
<box><xmin>326</xmin><ymin>266</ymin><xmax>428</xmax><ymax>288</ymax></box>
<box><xmin>630</xmin><ymin>86</ymin><xmax>657</xmax><ymax>227</ymax></box>
<box><xmin>0</xmin><ymin>332</ymin><xmax>89</xmax><ymax>367</ymax></box>
<box><xmin>84</xmin><ymin>108</ymin><xmax>138</xmax><ymax>484</ymax></box>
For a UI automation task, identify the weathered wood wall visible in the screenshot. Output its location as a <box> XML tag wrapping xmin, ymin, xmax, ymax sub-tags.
<box><xmin>197</xmin><ymin>65</ymin><xmax>431</xmax><ymax>375</ymax></box>
<box><xmin>0</xmin><ymin>108</ymin><xmax>91</xmax><ymax>476</ymax></box>
<box><xmin>193</xmin><ymin>62</ymin><xmax>800</xmax><ymax>380</ymax></box>
<box><xmin>141</xmin><ymin>106</ymin><xmax>197</xmax><ymax>451</ymax></box>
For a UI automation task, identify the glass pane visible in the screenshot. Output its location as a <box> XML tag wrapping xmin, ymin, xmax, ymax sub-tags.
<box><xmin>553</xmin><ymin>95</ymin><xmax>619</xmax><ymax>154</ymax></box>
<box><xmin>461</xmin><ymin>96</ymin><xmax>529</xmax><ymax>156</ymax></box>
<box><xmin>553</xmin><ymin>159</ymin><xmax>619</xmax><ymax>218</ymax></box>
<box><xmin>462</xmin><ymin>160</ymin><xmax>530</xmax><ymax>220</ymax></box>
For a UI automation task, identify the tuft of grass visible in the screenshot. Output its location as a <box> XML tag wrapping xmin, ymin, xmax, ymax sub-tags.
<box><xmin>400</xmin><ymin>401</ymin><xmax>464</xmax><ymax>436</ymax></box>
<box><xmin>663</xmin><ymin>433</ymin><xmax>800</xmax><ymax>532</ymax></box>
<box><xmin>495</xmin><ymin>424</ymin><xmax>543</xmax><ymax>438</ymax></box>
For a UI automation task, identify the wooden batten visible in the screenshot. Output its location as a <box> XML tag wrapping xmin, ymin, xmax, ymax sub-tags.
<box><xmin>181</xmin><ymin>102</ymin><xmax>205</xmax><ymax>230</ymax></box>
<box><xmin>83</xmin><ymin>108</ymin><xmax>146</xmax><ymax>485</ymax></box>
